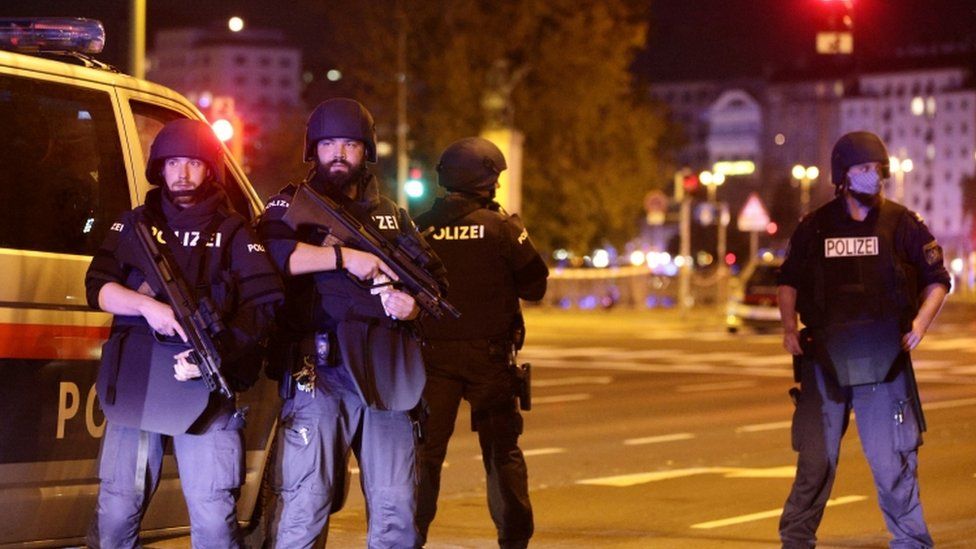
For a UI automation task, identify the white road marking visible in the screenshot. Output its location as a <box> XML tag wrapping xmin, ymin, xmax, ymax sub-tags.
<box><xmin>736</xmin><ymin>421</ymin><xmax>792</xmax><ymax>433</ymax></box>
<box><xmin>534</xmin><ymin>375</ymin><xmax>613</xmax><ymax>387</ymax></box>
<box><xmin>923</xmin><ymin>397</ymin><xmax>976</xmax><ymax>410</ymax></box>
<box><xmin>532</xmin><ymin>393</ymin><xmax>591</xmax><ymax>404</ymax></box>
<box><xmin>690</xmin><ymin>495</ymin><xmax>867</xmax><ymax>530</ymax></box>
<box><xmin>473</xmin><ymin>447</ymin><xmax>565</xmax><ymax>460</ymax></box>
<box><xmin>577</xmin><ymin>466</ymin><xmax>797</xmax><ymax>487</ymax></box>
<box><xmin>675</xmin><ymin>380</ymin><xmax>758</xmax><ymax>392</ymax></box>
<box><xmin>624</xmin><ymin>433</ymin><xmax>695</xmax><ymax>446</ymax></box>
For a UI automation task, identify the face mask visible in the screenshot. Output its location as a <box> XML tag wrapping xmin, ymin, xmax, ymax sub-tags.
<box><xmin>847</xmin><ymin>170</ymin><xmax>883</xmax><ymax>196</ymax></box>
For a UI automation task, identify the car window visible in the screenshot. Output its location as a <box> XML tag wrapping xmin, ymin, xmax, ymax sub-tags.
<box><xmin>130</xmin><ymin>100</ymin><xmax>254</xmax><ymax>221</ymax></box>
<box><xmin>0</xmin><ymin>74</ymin><xmax>129</xmax><ymax>255</ymax></box>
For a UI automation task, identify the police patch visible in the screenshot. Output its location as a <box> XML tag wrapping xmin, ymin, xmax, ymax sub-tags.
<box><xmin>824</xmin><ymin>236</ymin><xmax>878</xmax><ymax>258</ymax></box>
<box><xmin>923</xmin><ymin>241</ymin><xmax>943</xmax><ymax>266</ymax></box>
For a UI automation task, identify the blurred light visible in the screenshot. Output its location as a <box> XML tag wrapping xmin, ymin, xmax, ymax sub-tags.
<box><xmin>926</xmin><ymin>96</ymin><xmax>936</xmax><ymax>116</ymax></box>
<box><xmin>725</xmin><ymin>252</ymin><xmax>736</xmax><ymax>266</ymax></box>
<box><xmin>674</xmin><ymin>255</ymin><xmax>687</xmax><ymax>268</ymax></box>
<box><xmin>629</xmin><ymin>250</ymin><xmax>645</xmax><ymax>266</ymax></box>
<box><xmin>805</xmin><ymin>166</ymin><xmax>819</xmax><ymax>180</ymax></box>
<box><xmin>326</xmin><ymin>69</ymin><xmax>342</xmax><ymax>82</ymax></box>
<box><xmin>792</xmin><ymin>164</ymin><xmax>806</xmax><ymax>180</ymax></box>
<box><xmin>713</xmin><ymin>160</ymin><xmax>755</xmax><ymax>176</ymax></box>
<box><xmin>761</xmin><ymin>251</ymin><xmax>775</xmax><ymax>262</ymax></box>
<box><xmin>302</xmin><ymin>71</ymin><xmax>314</xmax><ymax>84</ymax></box>
<box><xmin>926</xmin><ymin>144</ymin><xmax>935</xmax><ymax>160</ymax></box>
<box><xmin>766</xmin><ymin>222</ymin><xmax>778</xmax><ymax>235</ymax></box>
<box><xmin>228</xmin><ymin>17</ymin><xmax>244</xmax><ymax>32</ymax></box>
<box><xmin>901</xmin><ymin>159</ymin><xmax>913</xmax><ymax>172</ymax></box>
<box><xmin>592</xmin><ymin>249</ymin><xmax>610</xmax><ymax>269</ymax></box>
<box><xmin>376</xmin><ymin>141</ymin><xmax>393</xmax><ymax>157</ymax></box>
<box><xmin>700</xmin><ymin>170</ymin><xmax>714</xmax><ymax>185</ymax></box>
<box><xmin>774</xmin><ymin>133</ymin><xmax>786</xmax><ymax>146</ymax></box>
<box><xmin>212</xmin><ymin>119</ymin><xmax>234</xmax><ymax>142</ymax></box>
<box><xmin>950</xmin><ymin>257</ymin><xmax>964</xmax><ymax>274</ymax></box>
<box><xmin>697</xmin><ymin>251</ymin><xmax>713</xmax><ymax>266</ymax></box>
<box><xmin>554</xmin><ymin>249</ymin><xmax>569</xmax><ymax>261</ymax></box>
<box><xmin>404</xmin><ymin>179</ymin><xmax>425</xmax><ymax>199</ymax></box>
<box><xmin>911</xmin><ymin>96</ymin><xmax>924</xmax><ymax>116</ymax></box>
<box><xmin>198</xmin><ymin>91</ymin><xmax>213</xmax><ymax>109</ymax></box>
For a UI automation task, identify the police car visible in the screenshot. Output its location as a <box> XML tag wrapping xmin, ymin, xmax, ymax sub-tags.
<box><xmin>726</xmin><ymin>257</ymin><xmax>784</xmax><ymax>333</ymax></box>
<box><xmin>0</xmin><ymin>19</ymin><xmax>276</xmax><ymax>546</ymax></box>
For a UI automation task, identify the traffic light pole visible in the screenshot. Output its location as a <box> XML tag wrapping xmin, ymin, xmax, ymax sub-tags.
<box><xmin>674</xmin><ymin>170</ymin><xmax>692</xmax><ymax>312</ymax></box>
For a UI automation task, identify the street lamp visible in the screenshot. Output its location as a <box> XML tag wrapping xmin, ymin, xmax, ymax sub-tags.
<box><xmin>792</xmin><ymin>164</ymin><xmax>820</xmax><ymax>215</ymax></box>
<box><xmin>888</xmin><ymin>155</ymin><xmax>913</xmax><ymax>204</ymax></box>
<box><xmin>699</xmin><ymin>170</ymin><xmax>726</xmax><ymax>203</ymax></box>
<box><xmin>700</xmin><ymin>170</ymin><xmax>729</xmax><ymax>304</ymax></box>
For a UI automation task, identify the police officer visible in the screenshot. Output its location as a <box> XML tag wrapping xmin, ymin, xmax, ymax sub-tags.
<box><xmin>777</xmin><ymin>131</ymin><xmax>950</xmax><ymax>548</ymax></box>
<box><xmin>414</xmin><ymin>137</ymin><xmax>548</xmax><ymax>549</ymax></box>
<box><xmin>85</xmin><ymin>119</ymin><xmax>284</xmax><ymax>548</ymax></box>
<box><xmin>258</xmin><ymin>98</ymin><xmax>444</xmax><ymax>548</ymax></box>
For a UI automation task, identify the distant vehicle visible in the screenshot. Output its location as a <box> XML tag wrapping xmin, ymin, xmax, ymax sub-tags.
<box><xmin>726</xmin><ymin>257</ymin><xmax>783</xmax><ymax>333</ymax></box>
<box><xmin>0</xmin><ymin>18</ymin><xmax>275</xmax><ymax>546</ymax></box>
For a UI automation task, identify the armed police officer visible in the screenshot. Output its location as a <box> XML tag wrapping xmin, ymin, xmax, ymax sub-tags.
<box><xmin>258</xmin><ymin>98</ymin><xmax>446</xmax><ymax>548</ymax></box>
<box><xmin>85</xmin><ymin>119</ymin><xmax>284</xmax><ymax>548</ymax></box>
<box><xmin>777</xmin><ymin>131</ymin><xmax>950</xmax><ymax>548</ymax></box>
<box><xmin>414</xmin><ymin>137</ymin><xmax>548</xmax><ymax>549</ymax></box>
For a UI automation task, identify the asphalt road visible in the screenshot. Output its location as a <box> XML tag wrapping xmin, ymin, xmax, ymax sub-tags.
<box><xmin>154</xmin><ymin>302</ymin><xmax>976</xmax><ymax>548</ymax></box>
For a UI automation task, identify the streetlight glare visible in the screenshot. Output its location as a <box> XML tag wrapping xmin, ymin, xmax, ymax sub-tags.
<box><xmin>211</xmin><ymin>119</ymin><xmax>234</xmax><ymax>142</ymax></box>
<box><xmin>228</xmin><ymin>17</ymin><xmax>244</xmax><ymax>32</ymax></box>
<box><xmin>805</xmin><ymin>166</ymin><xmax>819</xmax><ymax>180</ymax></box>
<box><xmin>792</xmin><ymin>164</ymin><xmax>806</xmax><ymax>180</ymax></box>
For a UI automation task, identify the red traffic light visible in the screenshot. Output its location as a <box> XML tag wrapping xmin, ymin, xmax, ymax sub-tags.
<box><xmin>682</xmin><ymin>173</ymin><xmax>700</xmax><ymax>192</ymax></box>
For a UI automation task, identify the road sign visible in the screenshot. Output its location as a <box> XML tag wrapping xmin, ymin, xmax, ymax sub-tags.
<box><xmin>644</xmin><ymin>190</ymin><xmax>669</xmax><ymax>226</ymax></box>
<box><xmin>737</xmin><ymin>193</ymin><xmax>770</xmax><ymax>232</ymax></box>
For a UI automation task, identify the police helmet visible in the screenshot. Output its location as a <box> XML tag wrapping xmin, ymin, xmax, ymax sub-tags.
<box><xmin>304</xmin><ymin>98</ymin><xmax>377</xmax><ymax>163</ymax></box>
<box><xmin>830</xmin><ymin>131</ymin><xmax>890</xmax><ymax>185</ymax></box>
<box><xmin>145</xmin><ymin>119</ymin><xmax>223</xmax><ymax>186</ymax></box>
<box><xmin>436</xmin><ymin>137</ymin><xmax>507</xmax><ymax>193</ymax></box>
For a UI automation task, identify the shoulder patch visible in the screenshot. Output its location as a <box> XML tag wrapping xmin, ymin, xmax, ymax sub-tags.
<box><xmin>923</xmin><ymin>240</ymin><xmax>943</xmax><ymax>266</ymax></box>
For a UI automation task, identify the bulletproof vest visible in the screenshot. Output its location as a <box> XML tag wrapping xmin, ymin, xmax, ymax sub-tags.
<box><xmin>803</xmin><ymin>200</ymin><xmax>914</xmax><ymax>386</ymax></box>
<box><xmin>417</xmin><ymin>198</ymin><xmax>521</xmax><ymax>340</ymax></box>
<box><xmin>807</xmin><ymin>200</ymin><xmax>912</xmax><ymax>328</ymax></box>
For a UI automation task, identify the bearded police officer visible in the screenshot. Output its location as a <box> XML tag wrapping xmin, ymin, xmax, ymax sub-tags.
<box><xmin>414</xmin><ymin>137</ymin><xmax>548</xmax><ymax>549</ymax></box>
<box><xmin>85</xmin><ymin>119</ymin><xmax>283</xmax><ymax>548</ymax></box>
<box><xmin>258</xmin><ymin>98</ymin><xmax>445</xmax><ymax>548</ymax></box>
<box><xmin>777</xmin><ymin>131</ymin><xmax>950</xmax><ymax>548</ymax></box>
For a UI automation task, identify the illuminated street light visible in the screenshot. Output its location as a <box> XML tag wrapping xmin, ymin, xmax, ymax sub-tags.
<box><xmin>699</xmin><ymin>170</ymin><xmax>725</xmax><ymax>203</ymax></box>
<box><xmin>228</xmin><ymin>17</ymin><xmax>245</xmax><ymax>32</ymax></box>
<box><xmin>792</xmin><ymin>164</ymin><xmax>820</xmax><ymax>215</ymax></box>
<box><xmin>211</xmin><ymin>119</ymin><xmax>234</xmax><ymax>142</ymax></box>
<box><xmin>889</xmin><ymin>155</ymin><xmax>913</xmax><ymax>203</ymax></box>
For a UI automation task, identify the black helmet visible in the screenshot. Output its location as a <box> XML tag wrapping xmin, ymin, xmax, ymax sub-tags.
<box><xmin>830</xmin><ymin>131</ymin><xmax>890</xmax><ymax>185</ymax></box>
<box><xmin>436</xmin><ymin>137</ymin><xmax>507</xmax><ymax>192</ymax></box>
<box><xmin>145</xmin><ymin>119</ymin><xmax>222</xmax><ymax>186</ymax></box>
<box><xmin>304</xmin><ymin>98</ymin><xmax>377</xmax><ymax>163</ymax></box>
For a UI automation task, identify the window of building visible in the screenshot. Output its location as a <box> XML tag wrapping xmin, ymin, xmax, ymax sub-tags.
<box><xmin>0</xmin><ymin>74</ymin><xmax>129</xmax><ymax>254</ymax></box>
<box><xmin>279</xmin><ymin>78</ymin><xmax>292</xmax><ymax>89</ymax></box>
<box><xmin>234</xmin><ymin>75</ymin><xmax>248</xmax><ymax>86</ymax></box>
<box><xmin>279</xmin><ymin>57</ymin><xmax>293</xmax><ymax>68</ymax></box>
<box><xmin>234</xmin><ymin>54</ymin><xmax>247</xmax><ymax>66</ymax></box>
<box><xmin>260</xmin><ymin>56</ymin><xmax>271</xmax><ymax>67</ymax></box>
<box><xmin>260</xmin><ymin>76</ymin><xmax>271</xmax><ymax>87</ymax></box>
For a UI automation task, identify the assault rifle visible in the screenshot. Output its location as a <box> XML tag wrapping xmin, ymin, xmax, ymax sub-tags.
<box><xmin>124</xmin><ymin>218</ymin><xmax>234</xmax><ymax>399</ymax></box>
<box><xmin>282</xmin><ymin>184</ymin><xmax>461</xmax><ymax>320</ymax></box>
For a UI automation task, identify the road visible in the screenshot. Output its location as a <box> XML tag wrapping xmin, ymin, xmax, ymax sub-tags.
<box><xmin>154</xmin><ymin>303</ymin><xmax>976</xmax><ymax>548</ymax></box>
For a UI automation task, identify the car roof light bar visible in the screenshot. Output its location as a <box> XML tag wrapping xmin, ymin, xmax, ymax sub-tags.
<box><xmin>0</xmin><ymin>18</ymin><xmax>105</xmax><ymax>55</ymax></box>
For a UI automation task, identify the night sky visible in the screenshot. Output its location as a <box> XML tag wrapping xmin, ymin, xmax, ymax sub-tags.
<box><xmin>7</xmin><ymin>1</ymin><xmax>976</xmax><ymax>83</ymax></box>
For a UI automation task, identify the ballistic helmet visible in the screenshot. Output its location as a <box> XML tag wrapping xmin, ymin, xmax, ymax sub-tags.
<box><xmin>436</xmin><ymin>137</ymin><xmax>507</xmax><ymax>193</ymax></box>
<box><xmin>830</xmin><ymin>131</ymin><xmax>890</xmax><ymax>185</ymax></box>
<box><xmin>304</xmin><ymin>98</ymin><xmax>377</xmax><ymax>163</ymax></box>
<box><xmin>146</xmin><ymin>119</ymin><xmax>223</xmax><ymax>186</ymax></box>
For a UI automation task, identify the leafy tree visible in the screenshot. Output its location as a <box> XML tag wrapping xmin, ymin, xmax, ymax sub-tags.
<box><xmin>296</xmin><ymin>0</ymin><xmax>669</xmax><ymax>255</ymax></box>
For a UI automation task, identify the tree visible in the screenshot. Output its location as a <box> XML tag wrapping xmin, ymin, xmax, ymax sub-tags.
<box><xmin>298</xmin><ymin>0</ymin><xmax>670</xmax><ymax>255</ymax></box>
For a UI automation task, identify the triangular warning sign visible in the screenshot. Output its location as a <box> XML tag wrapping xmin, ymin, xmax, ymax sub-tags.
<box><xmin>737</xmin><ymin>193</ymin><xmax>770</xmax><ymax>232</ymax></box>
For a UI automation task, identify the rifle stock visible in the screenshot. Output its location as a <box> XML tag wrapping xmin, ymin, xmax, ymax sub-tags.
<box><xmin>282</xmin><ymin>184</ymin><xmax>460</xmax><ymax>319</ymax></box>
<box><xmin>129</xmin><ymin>219</ymin><xmax>234</xmax><ymax>399</ymax></box>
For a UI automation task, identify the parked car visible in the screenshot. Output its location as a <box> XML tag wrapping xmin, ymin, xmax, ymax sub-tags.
<box><xmin>0</xmin><ymin>18</ymin><xmax>276</xmax><ymax>546</ymax></box>
<box><xmin>726</xmin><ymin>257</ymin><xmax>783</xmax><ymax>333</ymax></box>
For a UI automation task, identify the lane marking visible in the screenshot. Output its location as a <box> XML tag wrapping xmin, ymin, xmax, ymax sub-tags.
<box><xmin>577</xmin><ymin>466</ymin><xmax>796</xmax><ymax>487</ymax></box>
<box><xmin>532</xmin><ymin>393</ymin><xmax>591</xmax><ymax>405</ymax></box>
<box><xmin>924</xmin><ymin>397</ymin><xmax>976</xmax><ymax>410</ymax></box>
<box><xmin>676</xmin><ymin>380</ymin><xmax>758</xmax><ymax>392</ymax></box>
<box><xmin>473</xmin><ymin>447</ymin><xmax>565</xmax><ymax>460</ymax></box>
<box><xmin>534</xmin><ymin>376</ymin><xmax>613</xmax><ymax>387</ymax></box>
<box><xmin>736</xmin><ymin>421</ymin><xmax>792</xmax><ymax>433</ymax></box>
<box><xmin>624</xmin><ymin>433</ymin><xmax>695</xmax><ymax>446</ymax></box>
<box><xmin>690</xmin><ymin>495</ymin><xmax>867</xmax><ymax>530</ymax></box>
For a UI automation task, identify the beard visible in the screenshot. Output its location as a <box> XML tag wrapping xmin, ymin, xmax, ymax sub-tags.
<box><xmin>316</xmin><ymin>159</ymin><xmax>367</xmax><ymax>197</ymax></box>
<box><xmin>849</xmin><ymin>189</ymin><xmax>881</xmax><ymax>208</ymax></box>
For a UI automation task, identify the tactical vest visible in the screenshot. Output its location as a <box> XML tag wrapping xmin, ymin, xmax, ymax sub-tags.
<box><xmin>800</xmin><ymin>199</ymin><xmax>915</xmax><ymax>386</ymax></box>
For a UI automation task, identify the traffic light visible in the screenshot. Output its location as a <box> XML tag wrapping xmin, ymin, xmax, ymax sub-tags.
<box><xmin>404</xmin><ymin>166</ymin><xmax>426</xmax><ymax>199</ymax></box>
<box><xmin>682</xmin><ymin>173</ymin><xmax>701</xmax><ymax>195</ymax></box>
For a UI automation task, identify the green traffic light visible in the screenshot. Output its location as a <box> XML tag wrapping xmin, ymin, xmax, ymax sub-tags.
<box><xmin>405</xmin><ymin>179</ymin><xmax>425</xmax><ymax>199</ymax></box>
